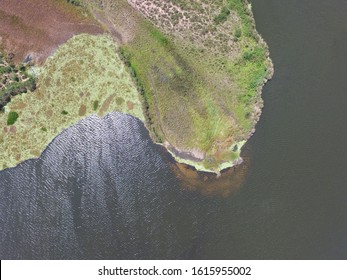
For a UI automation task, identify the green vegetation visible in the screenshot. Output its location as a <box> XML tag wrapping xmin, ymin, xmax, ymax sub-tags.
<box><xmin>149</xmin><ymin>28</ymin><xmax>170</xmax><ymax>47</ymax></box>
<box><xmin>66</xmin><ymin>0</ymin><xmax>82</xmax><ymax>6</ymax></box>
<box><xmin>0</xmin><ymin>55</ymin><xmax>36</xmax><ymax>111</ymax></box>
<box><xmin>93</xmin><ymin>100</ymin><xmax>99</xmax><ymax>110</ymax></box>
<box><xmin>7</xmin><ymin>111</ymin><xmax>19</xmax><ymax>125</ymax></box>
<box><xmin>106</xmin><ymin>0</ymin><xmax>271</xmax><ymax>172</ymax></box>
<box><xmin>233</xmin><ymin>28</ymin><xmax>242</xmax><ymax>40</ymax></box>
<box><xmin>214</xmin><ymin>6</ymin><xmax>231</xmax><ymax>24</ymax></box>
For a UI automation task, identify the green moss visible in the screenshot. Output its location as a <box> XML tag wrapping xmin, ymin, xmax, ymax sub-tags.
<box><xmin>7</xmin><ymin>111</ymin><xmax>19</xmax><ymax>125</ymax></box>
<box><xmin>61</xmin><ymin>110</ymin><xmax>69</xmax><ymax>115</ymax></box>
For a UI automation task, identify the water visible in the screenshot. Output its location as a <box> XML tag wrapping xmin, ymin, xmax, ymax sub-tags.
<box><xmin>1</xmin><ymin>0</ymin><xmax>347</xmax><ymax>259</ymax></box>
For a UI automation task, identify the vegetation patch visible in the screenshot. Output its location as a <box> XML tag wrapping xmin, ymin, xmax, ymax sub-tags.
<box><xmin>66</xmin><ymin>0</ymin><xmax>82</xmax><ymax>6</ymax></box>
<box><xmin>214</xmin><ymin>6</ymin><xmax>231</xmax><ymax>24</ymax></box>
<box><xmin>0</xmin><ymin>52</ymin><xmax>36</xmax><ymax>110</ymax></box>
<box><xmin>7</xmin><ymin>111</ymin><xmax>18</xmax><ymax>125</ymax></box>
<box><xmin>0</xmin><ymin>34</ymin><xmax>144</xmax><ymax>170</ymax></box>
<box><xmin>80</xmin><ymin>0</ymin><xmax>273</xmax><ymax>172</ymax></box>
<box><xmin>93</xmin><ymin>100</ymin><xmax>99</xmax><ymax>110</ymax></box>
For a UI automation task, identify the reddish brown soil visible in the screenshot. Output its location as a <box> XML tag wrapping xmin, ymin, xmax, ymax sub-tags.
<box><xmin>0</xmin><ymin>0</ymin><xmax>103</xmax><ymax>64</ymax></box>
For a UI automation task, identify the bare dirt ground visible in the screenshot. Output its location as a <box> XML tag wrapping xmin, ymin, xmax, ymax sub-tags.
<box><xmin>0</xmin><ymin>0</ymin><xmax>103</xmax><ymax>64</ymax></box>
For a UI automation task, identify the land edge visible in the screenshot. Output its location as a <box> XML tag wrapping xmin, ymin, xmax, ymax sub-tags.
<box><xmin>155</xmin><ymin>65</ymin><xmax>274</xmax><ymax>176</ymax></box>
<box><xmin>137</xmin><ymin>2</ymin><xmax>274</xmax><ymax>175</ymax></box>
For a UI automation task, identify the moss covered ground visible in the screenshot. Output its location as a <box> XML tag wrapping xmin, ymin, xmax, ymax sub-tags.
<box><xmin>0</xmin><ymin>34</ymin><xmax>144</xmax><ymax>170</ymax></box>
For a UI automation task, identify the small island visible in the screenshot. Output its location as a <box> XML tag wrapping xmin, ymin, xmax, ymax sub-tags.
<box><xmin>0</xmin><ymin>0</ymin><xmax>273</xmax><ymax>174</ymax></box>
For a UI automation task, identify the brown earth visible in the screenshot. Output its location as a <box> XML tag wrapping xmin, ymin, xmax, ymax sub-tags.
<box><xmin>0</xmin><ymin>0</ymin><xmax>103</xmax><ymax>64</ymax></box>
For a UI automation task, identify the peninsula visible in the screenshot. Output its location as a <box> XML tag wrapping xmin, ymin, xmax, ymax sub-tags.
<box><xmin>0</xmin><ymin>0</ymin><xmax>273</xmax><ymax>174</ymax></box>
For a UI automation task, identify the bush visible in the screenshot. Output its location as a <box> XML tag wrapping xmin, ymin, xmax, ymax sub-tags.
<box><xmin>19</xmin><ymin>64</ymin><xmax>26</xmax><ymax>72</ymax></box>
<box><xmin>66</xmin><ymin>0</ymin><xmax>81</xmax><ymax>6</ymax></box>
<box><xmin>214</xmin><ymin>7</ymin><xmax>230</xmax><ymax>24</ymax></box>
<box><xmin>93</xmin><ymin>100</ymin><xmax>99</xmax><ymax>110</ymax></box>
<box><xmin>234</xmin><ymin>28</ymin><xmax>242</xmax><ymax>38</ymax></box>
<box><xmin>7</xmin><ymin>111</ymin><xmax>19</xmax><ymax>125</ymax></box>
<box><xmin>11</xmin><ymin>74</ymin><xmax>19</xmax><ymax>82</ymax></box>
<box><xmin>243</xmin><ymin>51</ymin><xmax>253</xmax><ymax>61</ymax></box>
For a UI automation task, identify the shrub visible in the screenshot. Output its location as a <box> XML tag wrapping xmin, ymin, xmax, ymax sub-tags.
<box><xmin>19</xmin><ymin>64</ymin><xmax>26</xmax><ymax>72</ymax></box>
<box><xmin>234</xmin><ymin>28</ymin><xmax>242</xmax><ymax>38</ymax></box>
<box><xmin>243</xmin><ymin>51</ymin><xmax>253</xmax><ymax>61</ymax></box>
<box><xmin>11</xmin><ymin>74</ymin><xmax>19</xmax><ymax>82</ymax></box>
<box><xmin>66</xmin><ymin>0</ymin><xmax>81</xmax><ymax>6</ymax></box>
<box><xmin>7</xmin><ymin>111</ymin><xmax>19</xmax><ymax>125</ymax></box>
<box><xmin>93</xmin><ymin>100</ymin><xmax>99</xmax><ymax>110</ymax></box>
<box><xmin>214</xmin><ymin>6</ymin><xmax>230</xmax><ymax>24</ymax></box>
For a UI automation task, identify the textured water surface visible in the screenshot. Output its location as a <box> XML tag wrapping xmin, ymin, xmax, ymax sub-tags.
<box><xmin>0</xmin><ymin>113</ymin><xmax>216</xmax><ymax>259</ymax></box>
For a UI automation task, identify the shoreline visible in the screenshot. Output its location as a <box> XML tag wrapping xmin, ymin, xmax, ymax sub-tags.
<box><xmin>158</xmin><ymin>140</ymin><xmax>246</xmax><ymax>176</ymax></box>
<box><xmin>135</xmin><ymin>0</ymin><xmax>273</xmax><ymax>175</ymax></box>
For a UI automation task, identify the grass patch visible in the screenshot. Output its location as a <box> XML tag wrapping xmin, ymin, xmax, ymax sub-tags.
<box><xmin>149</xmin><ymin>27</ymin><xmax>170</xmax><ymax>47</ymax></box>
<box><xmin>115</xmin><ymin>97</ymin><xmax>124</xmax><ymax>105</ymax></box>
<box><xmin>214</xmin><ymin>6</ymin><xmax>231</xmax><ymax>24</ymax></box>
<box><xmin>66</xmin><ymin>0</ymin><xmax>82</xmax><ymax>6</ymax></box>
<box><xmin>93</xmin><ymin>100</ymin><xmax>99</xmax><ymax>110</ymax></box>
<box><xmin>7</xmin><ymin>111</ymin><xmax>19</xmax><ymax>125</ymax></box>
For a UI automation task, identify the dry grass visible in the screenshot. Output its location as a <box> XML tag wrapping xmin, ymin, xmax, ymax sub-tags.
<box><xmin>0</xmin><ymin>0</ymin><xmax>103</xmax><ymax>64</ymax></box>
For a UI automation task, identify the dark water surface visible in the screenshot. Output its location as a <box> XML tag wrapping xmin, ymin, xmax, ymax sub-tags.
<box><xmin>1</xmin><ymin>0</ymin><xmax>347</xmax><ymax>259</ymax></box>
